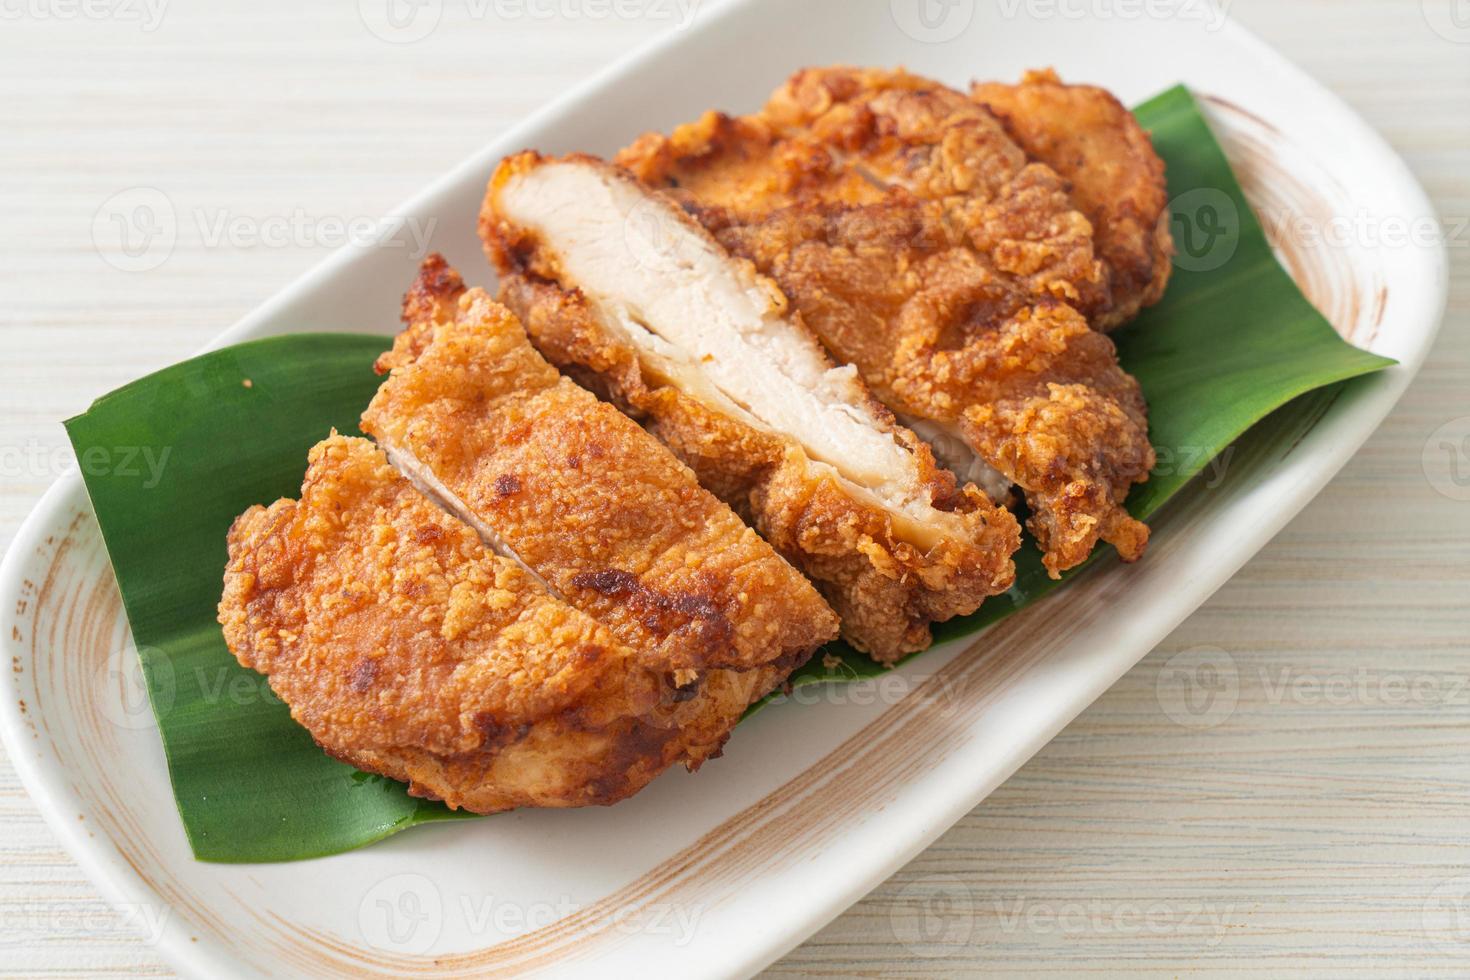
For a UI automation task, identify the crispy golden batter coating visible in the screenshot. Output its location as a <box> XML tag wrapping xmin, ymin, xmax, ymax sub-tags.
<box><xmin>362</xmin><ymin>255</ymin><xmax>839</xmax><ymax>673</ymax></box>
<box><xmin>617</xmin><ymin>66</ymin><xmax>1155</xmax><ymax>577</ymax></box>
<box><xmin>496</xmin><ymin>272</ymin><xmax>1020</xmax><ymax>661</ymax></box>
<box><xmin>974</xmin><ymin>68</ymin><xmax>1174</xmax><ymax>329</ymax></box>
<box><xmin>954</xmin><ymin>311</ymin><xmax>1152</xmax><ymax>574</ymax></box>
<box><xmin>621</xmin><ymin>67</ymin><xmax>1107</xmax><ymax>315</ymax></box>
<box><xmin>218</xmin><ymin>435</ymin><xmax>760</xmax><ymax>813</ymax></box>
<box><xmin>479</xmin><ymin>153</ymin><xmax>1020</xmax><ymax>661</ymax></box>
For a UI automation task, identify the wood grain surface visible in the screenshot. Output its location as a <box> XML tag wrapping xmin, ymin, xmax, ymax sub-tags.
<box><xmin>1</xmin><ymin>0</ymin><xmax>1466</xmax><ymax>975</ymax></box>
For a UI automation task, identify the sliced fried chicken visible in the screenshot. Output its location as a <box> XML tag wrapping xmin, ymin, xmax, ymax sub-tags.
<box><xmin>618</xmin><ymin>65</ymin><xmax>1155</xmax><ymax>578</ymax></box>
<box><xmin>219</xmin><ymin>435</ymin><xmax>759</xmax><ymax>813</ymax></box>
<box><xmin>482</xmin><ymin>155</ymin><xmax>1020</xmax><ymax>660</ymax></box>
<box><xmin>362</xmin><ymin>255</ymin><xmax>839</xmax><ymax>677</ymax></box>
<box><xmin>974</xmin><ymin>68</ymin><xmax>1174</xmax><ymax>329</ymax></box>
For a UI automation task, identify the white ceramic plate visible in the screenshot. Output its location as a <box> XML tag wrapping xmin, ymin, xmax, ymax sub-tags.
<box><xmin>0</xmin><ymin>0</ymin><xmax>1446</xmax><ymax>976</ymax></box>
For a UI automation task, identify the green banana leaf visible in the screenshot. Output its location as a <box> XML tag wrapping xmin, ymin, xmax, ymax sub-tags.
<box><xmin>66</xmin><ymin>334</ymin><xmax>477</xmax><ymax>863</ymax></box>
<box><xmin>65</xmin><ymin>85</ymin><xmax>1394</xmax><ymax>863</ymax></box>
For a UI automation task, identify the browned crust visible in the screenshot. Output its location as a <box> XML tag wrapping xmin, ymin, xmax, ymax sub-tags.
<box><xmin>973</xmin><ymin>68</ymin><xmax>1174</xmax><ymax>330</ymax></box>
<box><xmin>623</xmin><ymin>67</ymin><xmax>1110</xmax><ymax>316</ymax></box>
<box><xmin>479</xmin><ymin>159</ymin><xmax>1020</xmax><ymax>661</ymax></box>
<box><xmin>362</xmin><ymin>254</ymin><xmax>840</xmax><ymax>672</ymax></box>
<box><xmin>374</xmin><ymin>251</ymin><xmax>465</xmax><ymax>374</ymax></box>
<box><xmin>217</xmin><ymin>435</ymin><xmax>715</xmax><ymax>813</ymax></box>
<box><xmin>500</xmin><ymin>274</ymin><xmax>1020</xmax><ymax>660</ymax></box>
<box><xmin>614</xmin><ymin>66</ymin><xmax>1153</xmax><ymax>578</ymax></box>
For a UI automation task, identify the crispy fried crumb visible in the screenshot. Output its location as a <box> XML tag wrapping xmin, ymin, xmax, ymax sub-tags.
<box><xmin>362</xmin><ymin>257</ymin><xmax>840</xmax><ymax>672</ymax></box>
<box><xmin>973</xmin><ymin>68</ymin><xmax>1174</xmax><ymax>329</ymax></box>
<box><xmin>618</xmin><ymin>66</ymin><xmax>1155</xmax><ymax>575</ymax></box>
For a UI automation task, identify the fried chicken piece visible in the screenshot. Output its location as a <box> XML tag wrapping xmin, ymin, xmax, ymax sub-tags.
<box><xmin>622</xmin><ymin>67</ymin><xmax>1109</xmax><ymax>318</ymax></box>
<box><xmin>481</xmin><ymin>154</ymin><xmax>1021</xmax><ymax>661</ymax></box>
<box><xmin>219</xmin><ymin>435</ymin><xmax>770</xmax><ymax>813</ymax></box>
<box><xmin>618</xmin><ymin>66</ymin><xmax>1154</xmax><ymax>577</ymax></box>
<box><xmin>362</xmin><ymin>255</ymin><xmax>838</xmax><ymax>676</ymax></box>
<box><xmin>974</xmin><ymin>68</ymin><xmax>1173</xmax><ymax>329</ymax></box>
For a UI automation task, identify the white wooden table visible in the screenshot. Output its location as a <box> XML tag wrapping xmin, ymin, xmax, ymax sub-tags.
<box><xmin>2</xmin><ymin>1</ymin><xmax>1466</xmax><ymax>975</ymax></box>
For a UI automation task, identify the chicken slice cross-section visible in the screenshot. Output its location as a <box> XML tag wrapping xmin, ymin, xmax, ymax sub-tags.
<box><xmin>361</xmin><ymin>255</ymin><xmax>839</xmax><ymax>678</ymax></box>
<box><xmin>218</xmin><ymin>435</ymin><xmax>780</xmax><ymax>813</ymax></box>
<box><xmin>481</xmin><ymin>155</ymin><xmax>1021</xmax><ymax>661</ymax></box>
<box><xmin>617</xmin><ymin>66</ymin><xmax>1156</xmax><ymax>578</ymax></box>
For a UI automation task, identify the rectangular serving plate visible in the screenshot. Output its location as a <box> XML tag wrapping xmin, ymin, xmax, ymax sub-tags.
<box><xmin>0</xmin><ymin>0</ymin><xmax>1445</xmax><ymax>976</ymax></box>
